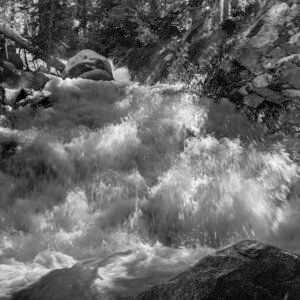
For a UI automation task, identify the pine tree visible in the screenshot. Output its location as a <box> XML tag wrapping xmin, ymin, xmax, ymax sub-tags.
<box><xmin>19</xmin><ymin>0</ymin><xmax>75</xmax><ymax>59</ymax></box>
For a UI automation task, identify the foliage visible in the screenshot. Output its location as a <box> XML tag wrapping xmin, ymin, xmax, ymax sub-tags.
<box><xmin>0</xmin><ymin>0</ymin><xmax>240</xmax><ymax>74</ymax></box>
<box><xmin>18</xmin><ymin>0</ymin><xmax>75</xmax><ymax>59</ymax></box>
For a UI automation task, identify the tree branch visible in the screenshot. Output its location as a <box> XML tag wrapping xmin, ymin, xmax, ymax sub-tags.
<box><xmin>0</xmin><ymin>23</ymin><xmax>65</xmax><ymax>72</ymax></box>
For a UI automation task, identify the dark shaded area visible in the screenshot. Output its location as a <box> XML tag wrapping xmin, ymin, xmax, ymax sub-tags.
<box><xmin>135</xmin><ymin>240</ymin><xmax>300</xmax><ymax>300</ymax></box>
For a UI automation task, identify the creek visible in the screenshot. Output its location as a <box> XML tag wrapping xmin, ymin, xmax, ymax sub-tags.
<box><xmin>0</xmin><ymin>69</ymin><xmax>299</xmax><ymax>298</ymax></box>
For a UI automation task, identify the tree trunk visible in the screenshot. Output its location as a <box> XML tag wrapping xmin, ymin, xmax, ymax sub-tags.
<box><xmin>0</xmin><ymin>23</ymin><xmax>65</xmax><ymax>72</ymax></box>
<box><xmin>47</xmin><ymin>0</ymin><xmax>55</xmax><ymax>69</ymax></box>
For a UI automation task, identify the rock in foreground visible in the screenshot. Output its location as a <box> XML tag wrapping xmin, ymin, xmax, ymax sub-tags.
<box><xmin>135</xmin><ymin>240</ymin><xmax>300</xmax><ymax>300</ymax></box>
<box><xmin>9</xmin><ymin>240</ymin><xmax>300</xmax><ymax>300</ymax></box>
<box><xmin>62</xmin><ymin>49</ymin><xmax>114</xmax><ymax>81</ymax></box>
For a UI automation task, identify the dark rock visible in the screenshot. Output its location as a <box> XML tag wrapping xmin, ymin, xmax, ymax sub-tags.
<box><xmin>243</xmin><ymin>93</ymin><xmax>264</xmax><ymax>108</ymax></box>
<box><xmin>21</xmin><ymin>71</ymin><xmax>51</xmax><ymax>90</ymax></box>
<box><xmin>239</xmin><ymin>70</ymin><xmax>252</xmax><ymax>81</ymax></box>
<box><xmin>1</xmin><ymin>87</ymin><xmax>34</xmax><ymax>108</ymax></box>
<box><xmin>14</xmin><ymin>88</ymin><xmax>34</xmax><ymax>105</ymax></box>
<box><xmin>248</xmin><ymin>23</ymin><xmax>279</xmax><ymax>49</ymax></box>
<box><xmin>281</xmin><ymin>32</ymin><xmax>300</xmax><ymax>55</ymax></box>
<box><xmin>278</xmin><ymin>54</ymin><xmax>300</xmax><ymax>66</ymax></box>
<box><xmin>268</xmin><ymin>46</ymin><xmax>286</xmax><ymax>59</ymax></box>
<box><xmin>0</xmin><ymin>136</ymin><xmax>19</xmax><ymax>161</ymax></box>
<box><xmin>10</xmin><ymin>262</ymin><xmax>99</xmax><ymax>300</ymax></box>
<box><xmin>255</xmin><ymin>88</ymin><xmax>285</xmax><ymax>105</ymax></box>
<box><xmin>221</xmin><ymin>19</ymin><xmax>236</xmax><ymax>35</ymax></box>
<box><xmin>78</xmin><ymin>68</ymin><xmax>113</xmax><ymax>81</ymax></box>
<box><xmin>282</xmin><ymin>89</ymin><xmax>300</xmax><ymax>99</ymax></box>
<box><xmin>235</xmin><ymin>47</ymin><xmax>263</xmax><ymax>75</ymax></box>
<box><xmin>9</xmin><ymin>251</ymin><xmax>132</xmax><ymax>300</ymax></box>
<box><xmin>0</xmin><ymin>85</ymin><xmax>6</xmax><ymax>105</ymax></box>
<box><xmin>251</xmin><ymin>73</ymin><xmax>272</xmax><ymax>89</ymax></box>
<box><xmin>0</xmin><ymin>49</ymin><xmax>23</xmax><ymax>70</ymax></box>
<box><xmin>0</xmin><ymin>60</ymin><xmax>50</xmax><ymax>90</ymax></box>
<box><xmin>3</xmin><ymin>88</ymin><xmax>21</xmax><ymax>106</ymax></box>
<box><xmin>262</xmin><ymin>58</ymin><xmax>277</xmax><ymax>70</ymax></box>
<box><xmin>14</xmin><ymin>90</ymin><xmax>52</xmax><ymax>109</ymax></box>
<box><xmin>0</xmin><ymin>60</ymin><xmax>21</xmax><ymax>88</ymax></box>
<box><xmin>238</xmin><ymin>86</ymin><xmax>248</xmax><ymax>96</ymax></box>
<box><xmin>63</xmin><ymin>49</ymin><xmax>114</xmax><ymax>81</ymax></box>
<box><xmin>135</xmin><ymin>240</ymin><xmax>300</xmax><ymax>300</ymax></box>
<box><xmin>8</xmin><ymin>241</ymin><xmax>300</xmax><ymax>300</ymax></box>
<box><xmin>278</xmin><ymin>63</ymin><xmax>300</xmax><ymax>89</ymax></box>
<box><xmin>204</xmin><ymin>0</ymin><xmax>300</xmax><ymax>136</ymax></box>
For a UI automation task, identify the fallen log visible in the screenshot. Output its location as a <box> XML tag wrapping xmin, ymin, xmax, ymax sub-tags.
<box><xmin>0</xmin><ymin>23</ymin><xmax>65</xmax><ymax>72</ymax></box>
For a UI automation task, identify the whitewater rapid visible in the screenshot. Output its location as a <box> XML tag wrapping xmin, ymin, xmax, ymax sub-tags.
<box><xmin>0</xmin><ymin>70</ymin><xmax>299</xmax><ymax>298</ymax></box>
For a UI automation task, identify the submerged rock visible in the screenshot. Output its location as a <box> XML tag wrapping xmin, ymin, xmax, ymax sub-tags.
<box><xmin>135</xmin><ymin>240</ymin><xmax>300</xmax><ymax>300</ymax></box>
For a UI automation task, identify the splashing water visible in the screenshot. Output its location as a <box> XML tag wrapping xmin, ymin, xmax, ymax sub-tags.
<box><xmin>0</xmin><ymin>72</ymin><xmax>299</xmax><ymax>298</ymax></box>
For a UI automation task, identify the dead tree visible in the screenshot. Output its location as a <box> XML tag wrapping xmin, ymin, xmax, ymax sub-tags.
<box><xmin>0</xmin><ymin>23</ymin><xmax>65</xmax><ymax>72</ymax></box>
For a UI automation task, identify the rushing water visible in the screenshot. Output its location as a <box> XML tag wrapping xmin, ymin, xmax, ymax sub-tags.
<box><xmin>0</xmin><ymin>68</ymin><xmax>299</xmax><ymax>298</ymax></box>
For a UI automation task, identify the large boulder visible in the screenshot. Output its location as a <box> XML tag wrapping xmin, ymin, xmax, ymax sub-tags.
<box><xmin>62</xmin><ymin>49</ymin><xmax>114</xmax><ymax>81</ymax></box>
<box><xmin>8</xmin><ymin>240</ymin><xmax>300</xmax><ymax>300</ymax></box>
<box><xmin>135</xmin><ymin>240</ymin><xmax>300</xmax><ymax>300</ymax></box>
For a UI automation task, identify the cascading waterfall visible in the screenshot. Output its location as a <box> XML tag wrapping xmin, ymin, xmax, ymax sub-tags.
<box><xmin>0</xmin><ymin>70</ymin><xmax>299</xmax><ymax>298</ymax></box>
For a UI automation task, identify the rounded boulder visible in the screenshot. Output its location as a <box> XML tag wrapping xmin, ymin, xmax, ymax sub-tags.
<box><xmin>62</xmin><ymin>49</ymin><xmax>114</xmax><ymax>81</ymax></box>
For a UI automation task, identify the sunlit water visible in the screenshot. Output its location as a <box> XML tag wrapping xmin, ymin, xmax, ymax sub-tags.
<box><xmin>0</xmin><ymin>68</ymin><xmax>299</xmax><ymax>298</ymax></box>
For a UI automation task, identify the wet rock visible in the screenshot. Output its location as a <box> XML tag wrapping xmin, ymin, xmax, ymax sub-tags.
<box><xmin>14</xmin><ymin>90</ymin><xmax>52</xmax><ymax>109</ymax></box>
<box><xmin>248</xmin><ymin>23</ymin><xmax>278</xmax><ymax>49</ymax></box>
<box><xmin>78</xmin><ymin>68</ymin><xmax>112</xmax><ymax>81</ymax></box>
<box><xmin>14</xmin><ymin>88</ymin><xmax>34</xmax><ymax>104</ymax></box>
<box><xmin>235</xmin><ymin>47</ymin><xmax>263</xmax><ymax>75</ymax></box>
<box><xmin>279</xmin><ymin>63</ymin><xmax>300</xmax><ymax>89</ymax></box>
<box><xmin>251</xmin><ymin>73</ymin><xmax>272</xmax><ymax>89</ymax></box>
<box><xmin>264</xmin><ymin>2</ymin><xmax>289</xmax><ymax>26</ymax></box>
<box><xmin>63</xmin><ymin>49</ymin><xmax>114</xmax><ymax>81</ymax></box>
<box><xmin>0</xmin><ymin>87</ymin><xmax>52</xmax><ymax>110</ymax></box>
<box><xmin>0</xmin><ymin>86</ymin><xmax>5</xmax><ymax>105</ymax></box>
<box><xmin>278</xmin><ymin>54</ymin><xmax>300</xmax><ymax>66</ymax></box>
<box><xmin>200</xmin><ymin>0</ymin><xmax>300</xmax><ymax>134</ymax></box>
<box><xmin>0</xmin><ymin>60</ymin><xmax>21</xmax><ymax>88</ymax></box>
<box><xmin>9</xmin><ymin>251</ymin><xmax>132</xmax><ymax>300</ymax></box>
<box><xmin>238</xmin><ymin>85</ymin><xmax>248</xmax><ymax>96</ymax></box>
<box><xmin>239</xmin><ymin>70</ymin><xmax>252</xmax><ymax>81</ymax></box>
<box><xmin>10</xmin><ymin>263</ymin><xmax>99</xmax><ymax>300</ymax></box>
<box><xmin>283</xmin><ymin>89</ymin><xmax>300</xmax><ymax>99</ymax></box>
<box><xmin>268</xmin><ymin>46</ymin><xmax>286</xmax><ymax>59</ymax></box>
<box><xmin>135</xmin><ymin>240</ymin><xmax>300</xmax><ymax>300</ymax></box>
<box><xmin>262</xmin><ymin>58</ymin><xmax>277</xmax><ymax>70</ymax></box>
<box><xmin>0</xmin><ymin>136</ymin><xmax>19</xmax><ymax>161</ymax></box>
<box><xmin>0</xmin><ymin>87</ymin><xmax>35</xmax><ymax>108</ymax></box>
<box><xmin>243</xmin><ymin>93</ymin><xmax>264</xmax><ymax>108</ymax></box>
<box><xmin>0</xmin><ymin>61</ymin><xmax>51</xmax><ymax>90</ymax></box>
<box><xmin>3</xmin><ymin>88</ymin><xmax>20</xmax><ymax>106</ymax></box>
<box><xmin>282</xmin><ymin>32</ymin><xmax>300</xmax><ymax>55</ymax></box>
<box><xmin>0</xmin><ymin>45</ymin><xmax>23</xmax><ymax>70</ymax></box>
<box><xmin>221</xmin><ymin>19</ymin><xmax>236</xmax><ymax>35</ymax></box>
<box><xmin>255</xmin><ymin>88</ymin><xmax>285</xmax><ymax>105</ymax></box>
<box><xmin>21</xmin><ymin>71</ymin><xmax>51</xmax><ymax>90</ymax></box>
